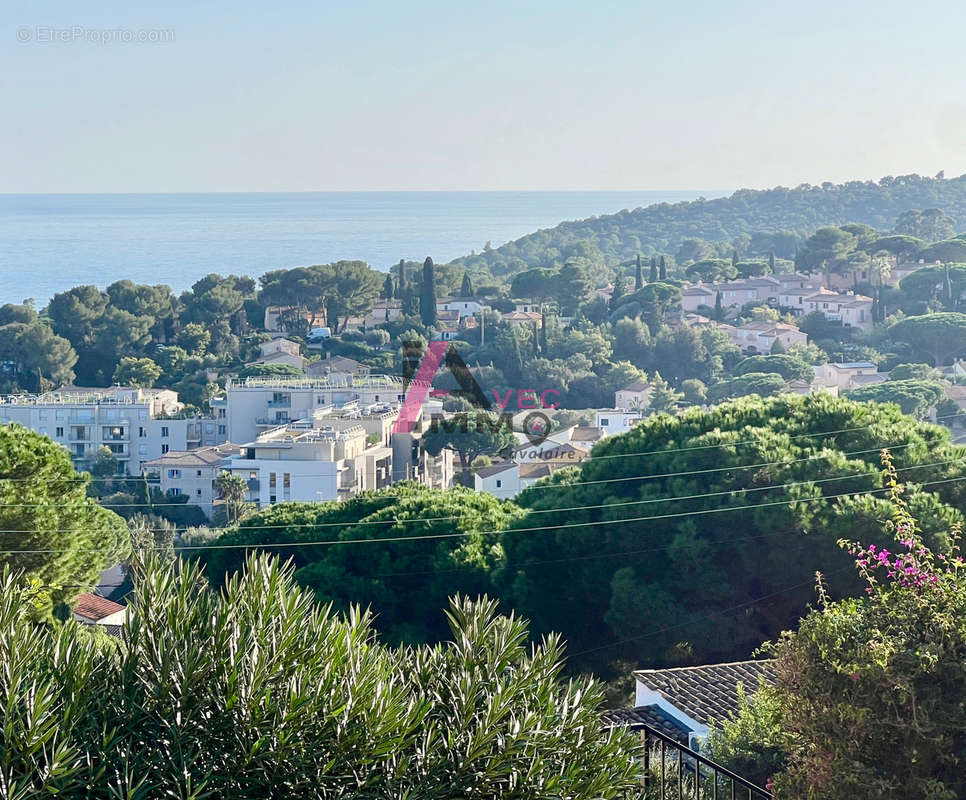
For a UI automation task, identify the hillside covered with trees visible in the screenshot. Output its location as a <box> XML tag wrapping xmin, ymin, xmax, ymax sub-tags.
<box><xmin>448</xmin><ymin>173</ymin><xmax>966</xmax><ymax>278</ymax></box>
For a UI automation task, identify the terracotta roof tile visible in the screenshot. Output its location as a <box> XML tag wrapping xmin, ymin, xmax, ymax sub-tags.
<box><xmin>74</xmin><ymin>593</ymin><xmax>126</xmax><ymax>622</ymax></box>
<box><xmin>601</xmin><ymin>705</ymin><xmax>692</xmax><ymax>743</ymax></box>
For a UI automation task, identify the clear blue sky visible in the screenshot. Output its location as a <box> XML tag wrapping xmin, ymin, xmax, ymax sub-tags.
<box><xmin>3</xmin><ymin>0</ymin><xmax>965</xmax><ymax>192</ymax></box>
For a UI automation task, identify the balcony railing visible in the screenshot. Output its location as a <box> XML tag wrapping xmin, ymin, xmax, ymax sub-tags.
<box><xmin>616</xmin><ymin>722</ymin><xmax>772</xmax><ymax>799</ymax></box>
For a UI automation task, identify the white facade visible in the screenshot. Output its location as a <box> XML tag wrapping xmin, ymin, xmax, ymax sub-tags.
<box><xmin>228</xmin><ymin>418</ymin><xmax>393</xmax><ymax>508</ymax></box>
<box><xmin>726</xmin><ymin>322</ymin><xmax>808</xmax><ymax>353</ymax></box>
<box><xmin>219</xmin><ymin>376</ymin><xmax>408</xmax><ymax>445</ymax></box>
<box><xmin>595</xmin><ymin>410</ymin><xmax>645</xmax><ymax>436</ymax></box>
<box><xmin>615</xmin><ymin>382</ymin><xmax>652</xmax><ymax>411</ymax></box>
<box><xmin>0</xmin><ymin>387</ymin><xmax>224</xmax><ymax>475</ymax></box>
<box><xmin>437</xmin><ymin>298</ymin><xmax>488</xmax><ymax>318</ymax></box>
<box><xmin>143</xmin><ymin>444</ymin><xmax>240</xmax><ymax>518</ymax></box>
<box><xmin>474</xmin><ymin>463</ymin><xmax>521</xmax><ymax>499</ymax></box>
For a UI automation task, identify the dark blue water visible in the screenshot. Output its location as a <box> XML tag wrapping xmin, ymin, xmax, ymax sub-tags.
<box><xmin>0</xmin><ymin>191</ymin><xmax>721</xmax><ymax>305</ymax></box>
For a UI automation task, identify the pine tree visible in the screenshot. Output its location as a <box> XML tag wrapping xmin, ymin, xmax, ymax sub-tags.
<box><xmin>649</xmin><ymin>256</ymin><xmax>658</xmax><ymax>283</ymax></box>
<box><xmin>461</xmin><ymin>271</ymin><xmax>474</xmax><ymax>298</ymax></box>
<box><xmin>420</xmin><ymin>257</ymin><xmax>437</xmax><ymax>326</ymax></box>
<box><xmin>648</xmin><ymin>371</ymin><xmax>682</xmax><ymax>413</ymax></box>
<box><xmin>635</xmin><ymin>255</ymin><xmax>643</xmax><ymax>291</ymax></box>
<box><xmin>659</xmin><ymin>256</ymin><xmax>667</xmax><ymax>280</ymax></box>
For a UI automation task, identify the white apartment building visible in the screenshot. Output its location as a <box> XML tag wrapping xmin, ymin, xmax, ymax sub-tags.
<box><xmin>803</xmin><ymin>292</ymin><xmax>874</xmax><ymax>330</ymax></box>
<box><xmin>0</xmin><ymin>387</ymin><xmax>225</xmax><ymax>475</ymax></box>
<box><xmin>217</xmin><ymin>375</ymin><xmax>409</xmax><ymax>445</ymax></box>
<box><xmin>226</xmin><ymin>416</ymin><xmax>393</xmax><ymax>507</ymax></box>
<box><xmin>143</xmin><ymin>443</ymin><xmax>241</xmax><ymax>518</ymax></box>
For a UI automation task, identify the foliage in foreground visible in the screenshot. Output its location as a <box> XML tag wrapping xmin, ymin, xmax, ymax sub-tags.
<box><xmin>0</xmin><ymin>555</ymin><xmax>641</xmax><ymax>799</ymax></box>
<box><xmin>767</xmin><ymin>465</ymin><xmax>966</xmax><ymax>799</ymax></box>
<box><xmin>0</xmin><ymin>423</ymin><xmax>128</xmax><ymax>608</ymax></box>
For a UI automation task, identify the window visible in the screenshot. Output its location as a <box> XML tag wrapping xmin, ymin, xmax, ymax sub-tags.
<box><xmin>55</xmin><ymin>427</ymin><xmax>64</xmax><ymax>437</ymax></box>
<box><xmin>205</xmin><ymin>423</ymin><xmax>214</xmax><ymax>433</ymax></box>
<box><xmin>55</xmin><ymin>410</ymin><xmax>64</xmax><ymax>420</ymax></box>
<box><xmin>139</xmin><ymin>427</ymin><xmax>147</xmax><ymax>438</ymax></box>
<box><xmin>495</xmin><ymin>479</ymin><xmax>502</xmax><ymax>488</ymax></box>
<box><xmin>283</xmin><ymin>472</ymin><xmax>291</xmax><ymax>500</ymax></box>
<box><xmin>138</xmin><ymin>445</ymin><xmax>147</xmax><ymax>455</ymax></box>
<box><xmin>600</xmin><ymin>418</ymin><xmax>609</xmax><ymax>426</ymax></box>
<box><xmin>169</xmin><ymin>487</ymin><xmax>183</xmax><ymax>496</ymax></box>
<box><xmin>196</xmin><ymin>489</ymin><xmax>202</xmax><ymax>496</ymax></box>
<box><xmin>168</xmin><ymin>469</ymin><xmax>181</xmax><ymax>478</ymax></box>
<box><xmin>39</xmin><ymin>411</ymin><xmax>48</xmax><ymax>421</ymax></box>
<box><xmin>218</xmin><ymin>425</ymin><xmax>226</xmax><ymax>435</ymax></box>
<box><xmin>108</xmin><ymin>443</ymin><xmax>124</xmax><ymax>454</ymax></box>
<box><xmin>161</xmin><ymin>426</ymin><xmax>169</xmax><ymax>437</ymax></box>
<box><xmin>196</xmin><ymin>469</ymin><xmax>202</xmax><ymax>476</ymax></box>
<box><xmin>161</xmin><ymin>445</ymin><xmax>169</xmax><ymax>454</ymax></box>
<box><xmin>39</xmin><ymin>427</ymin><xmax>47</xmax><ymax>436</ymax></box>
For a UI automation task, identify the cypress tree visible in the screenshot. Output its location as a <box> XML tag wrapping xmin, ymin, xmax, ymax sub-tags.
<box><xmin>769</xmin><ymin>251</ymin><xmax>776</xmax><ymax>273</ymax></box>
<box><xmin>531</xmin><ymin>322</ymin><xmax>540</xmax><ymax>357</ymax></box>
<box><xmin>461</xmin><ymin>271</ymin><xmax>474</xmax><ymax>298</ymax></box>
<box><xmin>395</xmin><ymin>259</ymin><xmax>407</xmax><ymax>298</ymax></box>
<box><xmin>611</xmin><ymin>269</ymin><xmax>625</xmax><ymax>309</ymax></box>
<box><xmin>649</xmin><ymin>256</ymin><xmax>658</xmax><ymax>283</ymax></box>
<box><xmin>635</xmin><ymin>255</ymin><xmax>643</xmax><ymax>291</ymax></box>
<box><xmin>421</xmin><ymin>257</ymin><xmax>437</xmax><ymax>326</ymax></box>
<box><xmin>540</xmin><ymin>314</ymin><xmax>548</xmax><ymax>354</ymax></box>
<box><xmin>659</xmin><ymin>256</ymin><xmax>667</xmax><ymax>280</ymax></box>
<box><xmin>382</xmin><ymin>273</ymin><xmax>394</xmax><ymax>300</ymax></box>
<box><xmin>732</xmin><ymin>249</ymin><xmax>739</xmax><ymax>267</ymax></box>
<box><xmin>714</xmin><ymin>291</ymin><xmax>723</xmax><ymax>320</ymax></box>
<box><xmin>944</xmin><ymin>264</ymin><xmax>954</xmax><ymax>307</ymax></box>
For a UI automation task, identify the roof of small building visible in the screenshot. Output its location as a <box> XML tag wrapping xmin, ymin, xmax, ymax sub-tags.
<box><xmin>829</xmin><ymin>361</ymin><xmax>877</xmax><ymax>370</ymax></box>
<box><xmin>849</xmin><ymin>373</ymin><xmax>887</xmax><ymax>386</ymax></box>
<box><xmin>519</xmin><ymin>462</ymin><xmax>556</xmax><ymax>480</ymax></box>
<box><xmin>600</xmin><ymin>705</ymin><xmax>693</xmax><ymax>744</ymax></box>
<box><xmin>620</xmin><ymin>381</ymin><xmax>652</xmax><ymax>393</ymax></box>
<box><xmin>74</xmin><ymin>593</ymin><xmax>126</xmax><ymax>622</ymax></box>
<box><xmin>570</xmin><ymin>426</ymin><xmax>605</xmax><ymax>442</ymax></box>
<box><xmin>144</xmin><ymin>443</ymin><xmax>241</xmax><ymax>468</ymax></box>
<box><xmin>503</xmin><ymin>310</ymin><xmax>543</xmax><ymax>321</ymax></box>
<box><xmin>682</xmin><ymin>285</ymin><xmax>715</xmax><ymax>296</ymax></box>
<box><xmin>475</xmin><ymin>462</ymin><xmax>518</xmax><ymax>479</ymax></box>
<box><xmin>633</xmin><ymin>659</ymin><xmax>776</xmax><ymax>727</ymax></box>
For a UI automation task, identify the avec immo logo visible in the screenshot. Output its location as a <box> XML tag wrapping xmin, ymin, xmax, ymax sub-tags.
<box><xmin>393</xmin><ymin>340</ymin><xmax>555</xmax><ymax>446</ymax></box>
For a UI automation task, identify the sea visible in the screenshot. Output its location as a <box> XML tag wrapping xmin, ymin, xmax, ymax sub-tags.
<box><xmin>0</xmin><ymin>191</ymin><xmax>722</xmax><ymax>306</ymax></box>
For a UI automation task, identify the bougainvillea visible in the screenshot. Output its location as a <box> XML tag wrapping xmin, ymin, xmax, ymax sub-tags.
<box><xmin>769</xmin><ymin>452</ymin><xmax>966</xmax><ymax>799</ymax></box>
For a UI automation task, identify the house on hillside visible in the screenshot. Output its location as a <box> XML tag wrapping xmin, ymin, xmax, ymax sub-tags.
<box><xmin>615</xmin><ymin>381</ymin><xmax>653</xmax><ymax>411</ymax></box>
<box><xmin>503</xmin><ymin>310</ymin><xmax>543</xmax><ymax>327</ymax></box>
<box><xmin>437</xmin><ymin>297</ymin><xmax>489</xmax><ymax>318</ymax></box>
<box><xmin>804</xmin><ymin>292</ymin><xmax>874</xmax><ymax>330</ymax></box>
<box><xmin>681</xmin><ymin>285</ymin><xmax>716</xmax><ymax>313</ymax></box>
<box><xmin>726</xmin><ymin>321</ymin><xmax>808</xmax><ymax>354</ymax></box>
<box><xmin>306</xmin><ymin>355</ymin><xmax>372</xmax><ymax>378</ymax></box>
<box><xmin>603</xmin><ymin>660</ymin><xmax>776</xmax><ymax>748</ymax></box>
<box><xmin>595</xmin><ymin>409</ymin><xmax>646</xmax><ymax>436</ymax></box>
<box><xmin>813</xmin><ymin>362</ymin><xmax>883</xmax><ymax>392</ymax></box>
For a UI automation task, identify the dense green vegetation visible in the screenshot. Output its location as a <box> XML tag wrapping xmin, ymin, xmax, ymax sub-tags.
<box><xmin>0</xmin><ymin>555</ymin><xmax>641</xmax><ymax>799</ymax></box>
<box><xmin>449</xmin><ymin>173</ymin><xmax>966</xmax><ymax>279</ymax></box>
<box><xmin>198</xmin><ymin>484</ymin><xmax>524</xmax><ymax>644</ymax></box>
<box><xmin>709</xmin><ymin>470</ymin><xmax>966</xmax><ymax>799</ymax></box>
<box><xmin>0</xmin><ymin>424</ymin><xmax>128</xmax><ymax>608</ymax></box>
<box><xmin>191</xmin><ymin>396</ymin><xmax>966</xmax><ymax>678</ymax></box>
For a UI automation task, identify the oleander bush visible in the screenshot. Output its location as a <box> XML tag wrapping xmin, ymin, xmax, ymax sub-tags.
<box><xmin>0</xmin><ymin>554</ymin><xmax>642</xmax><ymax>799</ymax></box>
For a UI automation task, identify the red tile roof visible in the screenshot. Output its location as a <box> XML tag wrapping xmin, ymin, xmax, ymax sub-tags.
<box><xmin>74</xmin><ymin>593</ymin><xmax>125</xmax><ymax>622</ymax></box>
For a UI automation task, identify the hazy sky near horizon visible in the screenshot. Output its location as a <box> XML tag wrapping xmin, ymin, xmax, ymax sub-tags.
<box><xmin>4</xmin><ymin>0</ymin><xmax>966</xmax><ymax>193</ymax></box>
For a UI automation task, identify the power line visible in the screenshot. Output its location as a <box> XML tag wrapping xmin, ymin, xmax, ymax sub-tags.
<box><xmin>0</xmin><ymin>454</ymin><xmax>960</xmax><ymax>534</ymax></box>
<box><xmin>0</xmin><ymin>438</ymin><xmax>953</xmax><ymax>512</ymax></box>
<box><xmin>4</xmin><ymin>475</ymin><xmax>966</xmax><ymax>556</ymax></box>
<box><xmin>2</xmin><ymin>410</ymin><xmax>965</xmax><ymax>486</ymax></box>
